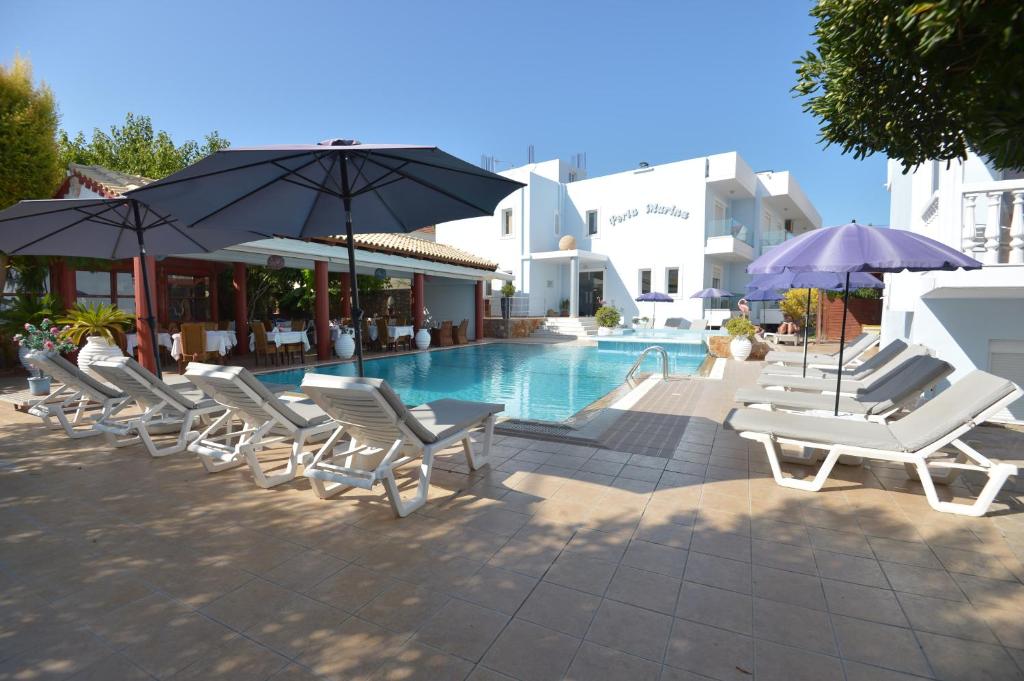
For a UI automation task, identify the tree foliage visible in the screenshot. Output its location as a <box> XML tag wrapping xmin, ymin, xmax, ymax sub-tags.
<box><xmin>779</xmin><ymin>288</ymin><xmax>818</xmax><ymax>324</ymax></box>
<box><xmin>57</xmin><ymin>112</ymin><xmax>229</xmax><ymax>179</ymax></box>
<box><xmin>0</xmin><ymin>55</ymin><xmax>62</xmax><ymax>209</ymax></box>
<box><xmin>795</xmin><ymin>0</ymin><xmax>1024</xmax><ymax>171</ymax></box>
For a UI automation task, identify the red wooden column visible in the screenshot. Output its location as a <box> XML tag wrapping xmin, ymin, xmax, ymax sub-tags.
<box><xmin>475</xmin><ymin>280</ymin><xmax>484</xmax><ymax>341</ymax></box>
<box><xmin>412</xmin><ymin>273</ymin><xmax>425</xmax><ymax>330</ymax></box>
<box><xmin>48</xmin><ymin>260</ymin><xmax>76</xmax><ymax>308</ymax></box>
<box><xmin>209</xmin><ymin>265</ymin><xmax>219</xmax><ymax>322</ymax></box>
<box><xmin>339</xmin><ymin>272</ymin><xmax>352</xmax><ymax>318</ymax></box>
<box><xmin>315</xmin><ymin>260</ymin><xmax>330</xmax><ymax>360</ymax></box>
<box><xmin>133</xmin><ymin>255</ymin><xmax>158</xmax><ymax>372</ymax></box>
<box><xmin>232</xmin><ymin>262</ymin><xmax>248</xmax><ymax>356</ymax></box>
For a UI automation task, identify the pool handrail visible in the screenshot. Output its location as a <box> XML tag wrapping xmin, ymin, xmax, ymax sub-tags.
<box><xmin>626</xmin><ymin>345</ymin><xmax>670</xmax><ymax>382</ymax></box>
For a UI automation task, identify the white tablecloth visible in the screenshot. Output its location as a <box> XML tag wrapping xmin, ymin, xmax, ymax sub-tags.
<box><xmin>126</xmin><ymin>332</ymin><xmax>173</xmax><ymax>356</ymax></box>
<box><xmin>170</xmin><ymin>330</ymin><xmax>237</xmax><ymax>360</ymax></box>
<box><xmin>248</xmin><ymin>330</ymin><xmax>311</xmax><ymax>352</ymax></box>
<box><xmin>368</xmin><ymin>325</ymin><xmax>414</xmax><ymax>341</ymax></box>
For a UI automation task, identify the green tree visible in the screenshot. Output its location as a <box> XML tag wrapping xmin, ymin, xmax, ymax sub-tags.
<box><xmin>57</xmin><ymin>112</ymin><xmax>229</xmax><ymax>179</ymax></box>
<box><xmin>779</xmin><ymin>288</ymin><xmax>818</xmax><ymax>327</ymax></box>
<box><xmin>795</xmin><ymin>0</ymin><xmax>1024</xmax><ymax>171</ymax></box>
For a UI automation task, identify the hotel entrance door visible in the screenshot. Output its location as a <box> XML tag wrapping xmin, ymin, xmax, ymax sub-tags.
<box><xmin>579</xmin><ymin>271</ymin><xmax>604</xmax><ymax>317</ymax></box>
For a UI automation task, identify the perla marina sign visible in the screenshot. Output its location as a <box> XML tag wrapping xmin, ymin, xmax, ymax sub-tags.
<box><xmin>608</xmin><ymin>203</ymin><xmax>690</xmax><ymax>226</ymax></box>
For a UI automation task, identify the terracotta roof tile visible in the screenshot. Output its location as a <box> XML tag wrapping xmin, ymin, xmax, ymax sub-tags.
<box><xmin>315</xmin><ymin>233</ymin><xmax>498</xmax><ymax>271</ymax></box>
<box><xmin>68</xmin><ymin>163</ymin><xmax>154</xmax><ymax>197</ymax></box>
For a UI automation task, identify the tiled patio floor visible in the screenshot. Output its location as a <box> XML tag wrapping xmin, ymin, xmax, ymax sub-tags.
<box><xmin>1</xmin><ymin>360</ymin><xmax>1023</xmax><ymax>680</ymax></box>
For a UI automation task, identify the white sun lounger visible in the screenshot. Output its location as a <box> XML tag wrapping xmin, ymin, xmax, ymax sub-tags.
<box><xmin>23</xmin><ymin>351</ymin><xmax>129</xmax><ymax>439</ymax></box>
<box><xmin>726</xmin><ymin>370</ymin><xmax>1022</xmax><ymax>517</ymax></box>
<box><xmin>299</xmin><ymin>374</ymin><xmax>503</xmax><ymax>517</ymax></box>
<box><xmin>762</xmin><ymin>339</ymin><xmax>909</xmax><ymax>378</ymax></box>
<box><xmin>764</xmin><ymin>332</ymin><xmax>879</xmax><ymax>367</ymax></box>
<box><xmin>737</xmin><ymin>356</ymin><xmax>953</xmax><ymax>421</ymax></box>
<box><xmin>184</xmin><ymin>363</ymin><xmax>335</xmax><ymax>488</ymax></box>
<box><xmin>757</xmin><ymin>343</ymin><xmax>930</xmax><ymax>394</ymax></box>
<box><xmin>87</xmin><ymin>357</ymin><xmax>225</xmax><ymax>457</ymax></box>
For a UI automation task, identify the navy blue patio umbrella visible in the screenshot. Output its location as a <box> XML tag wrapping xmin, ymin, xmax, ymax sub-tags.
<box><xmin>635</xmin><ymin>291</ymin><xmax>673</xmax><ymax>327</ymax></box>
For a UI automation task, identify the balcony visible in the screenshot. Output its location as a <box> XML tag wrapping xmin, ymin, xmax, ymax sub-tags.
<box><xmin>959</xmin><ymin>181</ymin><xmax>1024</xmax><ymax>265</ymax></box>
<box><xmin>705</xmin><ymin>219</ymin><xmax>754</xmax><ymax>261</ymax></box>
<box><xmin>760</xmin><ymin>229</ymin><xmax>795</xmax><ymax>253</ymax></box>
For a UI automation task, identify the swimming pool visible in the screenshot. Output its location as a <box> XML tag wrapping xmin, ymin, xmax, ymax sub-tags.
<box><xmin>257</xmin><ymin>342</ymin><xmax>706</xmax><ymax>422</ymax></box>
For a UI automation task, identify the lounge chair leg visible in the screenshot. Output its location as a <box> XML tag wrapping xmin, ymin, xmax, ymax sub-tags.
<box><xmin>382</xmin><ymin>442</ymin><xmax>430</xmax><ymax>517</ymax></box>
<box><xmin>246</xmin><ymin>430</ymin><xmax>306</xmax><ymax>488</ymax></box>
<box><xmin>753</xmin><ymin>434</ymin><xmax>842</xmax><ymax>493</ymax></box>
<box><xmin>462</xmin><ymin>416</ymin><xmax>494</xmax><ymax>470</ymax></box>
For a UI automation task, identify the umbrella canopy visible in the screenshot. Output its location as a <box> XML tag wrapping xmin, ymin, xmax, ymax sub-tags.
<box><xmin>635</xmin><ymin>292</ymin><xmax>673</xmax><ymax>302</ymax></box>
<box><xmin>128</xmin><ymin>140</ymin><xmax>525</xmax><ymax>375</ymax></box>
<box><xmin>748</xmin><ymin>270</ymin><xmax>884</xmax><ymax>292</ymax></box>
<box><xmin>690</xmin><ymin>288</ymin><xmax>733</xmax><ymax>299</ymax></box>
<box><xmin>747</xmin><ymin>222</ymin><xmax>981</xmax><ymax>413</ymax></box>
<box><xmin>749</xmin><ymin>222</ymin><xmax>981</xmax><ymax>274</ymax></box>
<box><xmin>742</xmin><ymin>287</ymin><xmax>784</xmax><ymax>302</ymax></box>
<box><xmin>0</xmin><ymin>198</ymin><xmax>265</xmax><ymax>377</ymax></box>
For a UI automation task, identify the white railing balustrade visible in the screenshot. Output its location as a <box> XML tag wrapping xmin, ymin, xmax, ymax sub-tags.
<box><xmin>961</xmin><ymin>181</ymin><xmax>1024</xmax><ymax>265</ymax></box>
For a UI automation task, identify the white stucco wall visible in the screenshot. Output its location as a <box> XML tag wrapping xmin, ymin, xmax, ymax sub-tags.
<box><xmin>423</xmin><ymin>277</ymin><xmax>478</xmax><ymax>340</ymax></box>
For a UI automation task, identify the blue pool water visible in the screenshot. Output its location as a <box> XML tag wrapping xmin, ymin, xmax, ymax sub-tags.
<box><xmin>257</xmin><ymin>342</ymin><xmax>706</xmax><ymax>422</ymax></box>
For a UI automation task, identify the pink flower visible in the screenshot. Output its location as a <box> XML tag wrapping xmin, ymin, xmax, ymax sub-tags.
<box><xmin>44</xmin><ymin>340</ymin><xmax>54</xmax><ymax>350</ymax></box>
<box><xmin>24</xmin><ymin>323</ymin><xmax>31</xmax><ymax>330</ymax></box>
<box><xmin>50</xmin><ymin>327</ymin><xmax>59</xmax><ymax>334</ymax></box>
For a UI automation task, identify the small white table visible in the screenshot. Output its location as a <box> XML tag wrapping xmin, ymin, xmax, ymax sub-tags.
<box><xmin>249</xmin><ymin>330</ymin><xmax>311</xmax><ymax>353</ymax></box>
<box><xmin>170</xmin><ymin>330</ymin><xmax>238</xmax><ymax>360</ymax></box>
<box><xmin>126</xmin><ymin>332</ymin><xmax>173</xmax><ymax>356</ymax></box>
<box><xmin>367</xmin><ymin>325</ymin><xmax>414</xmax><ymax>341</ymax></box>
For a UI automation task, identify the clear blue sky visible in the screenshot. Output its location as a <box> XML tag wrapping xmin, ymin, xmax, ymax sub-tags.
<box><xmin>3</xmin><ymin>0</ymin><xmax>889</xmax><ymax>226</ymax></box>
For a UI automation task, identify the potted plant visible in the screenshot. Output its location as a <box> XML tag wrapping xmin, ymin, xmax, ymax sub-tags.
<box><xmin>595</xmin><ymin>306</ymin><xmax>621</xmax><ymax>336</ymax></box>
<box><xmin>414</xmin><ymin>309</ymin><xmax>432</xmax><ymax>350</ymax></box>
<box><xmin>500</xmin><ymin>283</ymin><xmax>516</xmax><ymax>320</ymax></box>
<box><xmin>559</xmin><ymin>298</ymin><xmax>570</xmax><ymax>317</ymax></box>
<box><xmin>12</xmin><ymin>320</ymin><xmax>77</xmax><ymax>395</ymax></box>
<box><xmin>724</xmin><ymin>316</ymin><xmax>756</xmax><ymax>361</ymax></box>
<box><xmin>58</xmin><ymin>303</ymin><xmax>133</xmax><ymax>377</ymax></box>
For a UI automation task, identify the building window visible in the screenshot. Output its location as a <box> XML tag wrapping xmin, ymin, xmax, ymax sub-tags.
<box><xmin>501</xmin><ymin>208</ymin><xmax>513</xmax><ymax>238</ymax></box>
<box><xmin>639</xmin><ymin>269</ymin><xmax>651</xmax><ymax>295</ymax></box>
<box><xmin>586</xmin><ymin>210</ymin><xmax>599</xmax><ymax>236</ymax></box>
<box><xmin>665</xmin><ymin>267</ymin><xmax>679</xmax><ymax>295</ymax></box>
<box><xmin>75</xmin><ymin>270</ymin><xmax>136</xmax><ymax>314</ymax></box>
<box><xmin>167</xmin><ymin>275</ymin><xmax>210</xmax><ymax>322</ymax></box>
<box><xmin>714</xmin><ymin>201</ymin><xmax>727</xmax><ymax>222</ymax></box>
<box><xmin>711</xmin><ymin>265</ymin><xmax>723</xmax><ymax>290</ymax></box>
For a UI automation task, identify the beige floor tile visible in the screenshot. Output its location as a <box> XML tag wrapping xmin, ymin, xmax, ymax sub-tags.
<box><xmin>815</xmin><ymin>549</ymin><xmax>889</xmax><ymax>588</ymax></box>
<box><xmin>675</xmin><ymin>581</ymin><xmax>752</xmax><ymax>635</ymax></box>
<box><xmin>917</xmin><ymin>630</ymin><xmax>1023</xmax><ymax>681</ymax></box>
<box><xmin>482</xmin><ymin>619</ymin><xmax>580</xmax><ymax>681</ymax></box>
<box><xmin>310</xmin><ymin>563</ymin><xmax>399</xmax><ymax>612</ymax></box>
<box><xmin>64</xmin><ymin>653</ymin><xmax>152</xmax><ymax>681</ymax></box>
<box><xmin>752</xmin><ymin>538</ymin><xmax>817</xmax><ymax>575</ymax></box>
<box><xmin>0</xmin><ymin>625</ymin><xmax>114</xmax><ymax>681</ymax></box>
<box><xmin>822</xmin><ymin>580</ymin><xmax>908</xmax><ymax>627</ymax></box>
<box><xmin>453</xmin><ymin>566</ymin><xmax>538</xmax><ymax>615</ymax></box>
<box><xmin>201</xmin><ymin>578</ymin><xmax>297</xmax><ymax>633</ymax></box>
<box><xmin>831</xmin><ymin>614</ymin><xmax>932</xmax><ymax>677</ymax></box>
<box><xmin>621</xmin><ymin>540</ymin><xmax>688</xmax><ymax>579</ymax></box>
<box><xmin>169</xmin><ymin>635</ymin><xmax>289</xmax><ymax>680</ymax></box>
<box><xmin>585</xmin><ymin>599</ymin><xmax>672</xmax><ymax>662</ymax></box>
<box><xmin>369</xmin><ymin>640</ymin><xmax>475</xmax><ymax>681</ymax></box>
<box><xmin>684</xmin><ymin>552</ymin><xmax>752</xmax><ymax>595</ymax></box>
<box><xmin>486</xmin><ymin>538</ymin><xmax>563</xmax><ymax>577</ymax></box>
<box><xmin>517</xmin><ymin>581</ymin><xmax>602</xmax><ymax>638</ymax></box>
<box><xmin>265</xmin><ymin>663</ymin><xmax>327</xmax><ymax>681</ymax></box>
<box><xmin>752</xmin><ymin>564</ymin><xmax>827</xmax><ymax>611</ymax></box>
<box><xmin>880</xmin><ymin>561</ymin><xmax>966</xmax><ymax>601</ymax></box>
<box><xmin>245</xmin><ymin>593</ymin><xmax>350</xmax><ymax>659</ymax></box>
<box><xmin>754</xmin><ymin>639</ymin><xmax>844</xmax><ymax>681</ymax></box>
<box><xmin>866</xmin><ymin>536</ymin><xmax>942</xmax><ymax>569</ymax></box>
<box><xmin>895</xmin><ymin>591</ymin><xmax>999</xmax><ymax>644</ymax></box>
<box><xmin>753</xmin><ymin>597</ymin><xmax>836</xmax><ymax>655</ymax></box>
<box><xmin>544</xmin><ymin>552</ymin><xmax>617</xmax><ymax>596</ymax></box>
<box><xmin>931</xmin><ymin>545</ymin><xmax>1019</xmax><ymax>581</ymax></box>
<box><xmin>120</xmin><ymin>612</ymin><xmax>239</xmax><ymax>679</ymax></box>
<box><xmin>356</xmin><ymin>581</ymin><xmax>450</xmax><ymax>636</ymax></box>
<box><xmin>261</xmin><ymin>550</ymin><xmax>348</xmax><ymax>592</ymax></box>
<box><xmin>466</xmin><ymin>665</ymin><xmax>517</xmax><ymax>680</ymax></box>
<box><xmin>808</xmin><ymin>527</ymin><xmax>874</xmax><ymax>558</ymax></box>
<box><xmin>665</xmin><ymin>618</ymin><xmax>754</xmax><ymax>681</ymax></box>
<box><xmin>565</xmin><ymin>641</ymin><xmax>661</xmax><ymax>681</ymax></box>
<box><xmin>297</xmin><ymin>615</ymin><xmax>405</xmax><ymax>680</ymax></box>
<box><xmin>634</xmin><ymin>516</ymin><xmax>693</xmax><ymax>550</ymax></box>
<box><xmin>564</xmin><ymin>528</ymin><xmax>631</xmax><ymax>563</ymax></box>
<box><xmin>690</xmin><ymin>529</ymin><xmax>751</xmax><ymax>563</ymax></box>
<box><xmin>414</xmin><ymin>598</ymin><xmax>509</xmax><ymax>662</ymax></box>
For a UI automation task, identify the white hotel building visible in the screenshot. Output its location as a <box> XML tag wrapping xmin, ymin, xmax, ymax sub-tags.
<box><xmin>435</xmin><ymin>152</ymin><xmax>821</xmax><ymax>331</ymax></box>
<box><xmin>884</xmin><ymin>152</ymin><xmax>1024</xmax><ymax>422</ymax></box>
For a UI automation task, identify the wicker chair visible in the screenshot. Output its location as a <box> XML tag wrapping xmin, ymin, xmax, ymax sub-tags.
<box><xmin>252</xmin><ymin>323</ymin><xmax>284</xmax><ymax>366</ymax></box>
<box><xmin>217</xmin><ymin>320</ymin><xmax>230</xmax><ymax>331</ymax></box>
<box><xmin>455</xmin><ymin>319</ymin><xmax>469</xmax><ymax>345</ymax></box>
<box><xmin>290</xmin><ymin>319</ymin><xmax>306</xmax><ymax>332</ymax></box>
<box><xmin>178</xmin><ymin>322</ymin><xmax>216</xmax><ymax>372</ymax></box>
<box><xmin>439</xmin><ymin>321</ymin><xmax>454</xmax><ymax>347</ymax></box>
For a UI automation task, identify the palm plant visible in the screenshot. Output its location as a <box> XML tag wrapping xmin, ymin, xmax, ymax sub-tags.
<box><xmin>0</xmin><ymin>294</ymin><xmax>64</xmax><ymax>339</ymax></box>
<box><xmin>58</xmin><ymin>303</ymin><xmax>133</xmax><ymax>345</ymax></box>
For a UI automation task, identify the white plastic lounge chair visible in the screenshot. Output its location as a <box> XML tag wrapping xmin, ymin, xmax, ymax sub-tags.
<box><xmin>757</xmin><ymin>343</ymin><xmax>930</xmax><ymax>394</ymax></box>
<box><xmin>761</xmin><ymin>339</ymin><xmax>909</xmax><ymax>378</ymax></box>
<box><xmin>688</xmin><ymin>319</ymin><xmax>708</xmax><ymax>331</ymax></box>
<box><xmin>737</xmin><ymin>356</ymin><xmax>953</xmax><ymax>421</ymax></box>
<box><xmin>88</xmin><ymin>357</ymin><xmax>225</xmax><ymax>457</ymax></box>
<box><xmin>299</xmin><ymin>374</ymin><xmax>503</xmax><ymax>517</ymax></box>
<box><xmin>725</xmin><ymin>370</ymin><xmax>1022</xmax><ymax>517</ymax></box>
<box><xmin>23</xmin><ymin>351</ymin><xmax>129</xmax><ymax>438</ymax></box>
<box><xmin>763</xmin><ymin>329</ymin><xmax>802</xmax><ymax>346</ymax></box>
<box><xmin>764</xmin><ymin>332</ymin><xmax>879</xmax><ymax>367</ymax></box>
<box><xmin>184</xmin><ymin>363</ymin><xmax>335</xmax><ymax>488</ymax></box>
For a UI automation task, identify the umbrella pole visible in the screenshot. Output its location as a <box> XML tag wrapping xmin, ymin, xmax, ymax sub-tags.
<box><xmin>801</xmin><ymin>288</ymin><xmax>811</xmax><ymax>378</ymax></box>
<box><xmin>130</xmin><ymin>200</ymin><xmax>162</xmax><ymax>379</ymax></box>
<box><xmin>339</xmin><ymin>161</ymin><xmax>364</xmax><ymax>377</ymax></box>
<box><xmin>833</xmin><ymin>273</ymin><xmax>851</xmax><ymax>415</ymax></box>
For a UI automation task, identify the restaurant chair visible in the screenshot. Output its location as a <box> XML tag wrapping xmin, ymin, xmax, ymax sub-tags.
<box><xmin>178</xmin><ymin>322</ymin><xmax>217</xmax><ymax>372</ymax></box>
<box><xmin>291</xmin><ymin>319</ymin><xmax>306</xmax><ymax>332</ymax></box>
<box><xmin>202</xmin><ymin>322</ymin><xmax>217</xmax><ymax>331</ymax></box>
<box><xmin>252</xmin><ymin>323</ymin><xmax>284</xmax><ymax>366</ymax></box>
<box><xmin>377</xmin><ymin>318</ymin><xmax>397</xmax><ymax>351</ymax></box>
<box><xmin>439</xmin><ymin>321</ymin><xmax>454</xmax><ymax>347</ymax></box>
<box><xmin>217</xmin><ymin>320</ymin><xmax>231</xmax><ymax>331</ymax></box>
<box><xmin>455</xmin><ymin>319</ymin><xmax>469</xmax><ymax>345</ymax></box>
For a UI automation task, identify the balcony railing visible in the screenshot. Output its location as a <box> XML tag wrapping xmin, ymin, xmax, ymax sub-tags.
<box><xmin>960</xmin><ymin>181</ymin><xmax>1024</xmax><ymax>265</ymax></box>
<box><xmin>760</xmin><ymin>229</ymin><xmax>794</xmax><ymax>251</ymax></box>
<box><xmin>706</xmin><ymin>218</ymin><xmax>752</xmax><ymax>245</ymax></box>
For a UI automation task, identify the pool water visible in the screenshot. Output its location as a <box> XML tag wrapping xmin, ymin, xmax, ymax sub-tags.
<box><xmin>257</xmin><ymin>342</ymin><xmax>705</xmax><ymax>422</ymax></box>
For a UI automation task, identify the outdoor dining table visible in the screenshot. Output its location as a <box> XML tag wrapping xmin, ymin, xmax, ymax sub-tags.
<box><xmin>126</xmin><ymin>332</ymin><xmax>173</xmax><ymax>356</ymax></box>
<box><xmin>169</xmin><ymin>330</ymin><xmax>237</xmax><ymax>360</ymax></box>
<box><xmin>367</xmin><ymin>324</ymin><xmax>414</xmax><ymax>341</ymax></box>
<box><xmin>248</xmin><ymin>329</ymin><xmax>311</xmax><ymax>353</ymax></box>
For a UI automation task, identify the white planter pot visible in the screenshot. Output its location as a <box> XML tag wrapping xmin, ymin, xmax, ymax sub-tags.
<box><xmin>597</xmin><ymin>327</ymin><xmax>612</xmax><ymax>336</ymax></box>
<box><xmin>78</xmin><ymin>336</ymin><xmax>123</xmax><ymax>379</ymax></box>
<box><xmin>729</xmin><ymin>336</ymin><xmax>753</xmax><ymax>361</ymax></box>
<box><xmin>414</xmin><ymin>329</ymin><xmax>431</xmax><ymax>350</ymax></box>
<box><xmin>334</xmin><ymin>332</ymin><xmax>355</xmax><ymax>359</ymax></box>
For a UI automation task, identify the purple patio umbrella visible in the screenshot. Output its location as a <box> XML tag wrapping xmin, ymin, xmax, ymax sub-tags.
<box><xmin>748</xmin><ymin>270</ymin><xmax>885</xmax><ymax>377</ymax></box>
<box><xmin>635</xmin><ymin>291</ymin><xmax>673</xmax><ymax>327</ymax></box>
<box><xmin>748</xmin><ymin>222</ymin><xmax>981</xmax><ymax>413</ymax></box>
<box><xmin>0</xmin><ymin>198</ymin><xmax>264</xmax><ymax>377</ymax></box>
<box><xmin>128</xmin><ymin>140</ymin><xmax>525</xmax><ymax>376</ymax></box>
<box><xmin>690</xmin><ymin>287</ymin><xmax>734</xmax><ymax>299</ymax></box>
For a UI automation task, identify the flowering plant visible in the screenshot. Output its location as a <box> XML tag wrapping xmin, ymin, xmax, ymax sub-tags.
<box><xmin>12</xmin><ymin>318</ymin><xmax>77</xmax><ymax>355</ymax></box>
